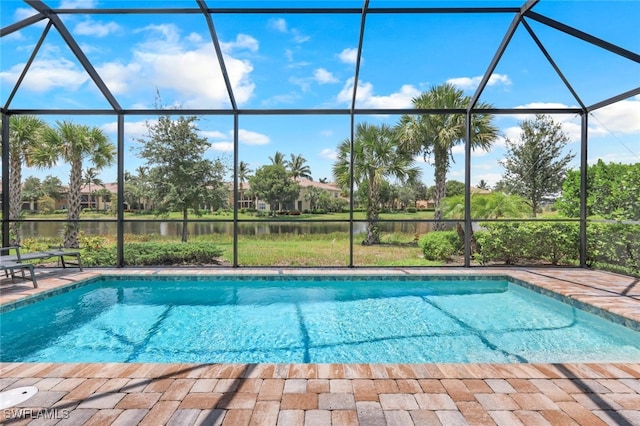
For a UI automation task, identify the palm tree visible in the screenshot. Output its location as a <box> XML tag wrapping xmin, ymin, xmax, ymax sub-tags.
<box><xmin>238</xmin><ymin>161</ymin><xmax>252</xmax><ymax>209</ymax></box>
<box><xmin>397</xmin><ymin>83</ymin><xmax>498</xmax><ymax>229</ymax></box>
<box><xmin>287</xmin><ymin>153</ymin><xmax>312</xmax><ymax>180</ymax></box>
<box><xmin>333</xmin><ymin>123</ymin><xmax>421</xmax><ymax>245</ymax></box>
<box><xmin>82</xmin><ymin>167</ymin><xmax>103</xmax><ymax>210</ymax></box>
<box><xmin>41</xmin><ymin>121</ymin><xmax>115</xmax><ymax>248</ymax></box>
<box><xmin>269</xmin><ymin>151</ymin><xmax>286</xmax><ymax>166</ymax></box>
<box><xmin>477</xmin><ymin>179</ymin><xmax>490</xmax><ymax>190</ymax></box>
<box><xmin>1</xmin><ymin>115</ymin><xmax>48</xmax><ymax>245</ymax></box>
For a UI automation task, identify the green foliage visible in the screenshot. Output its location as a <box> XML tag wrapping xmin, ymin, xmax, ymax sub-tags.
<box><xmin>442</xmin><ymin>193</ymin><xmax>530</xmax><ymax>219</ymax></box>
<box><xmin>418</xmin><ymin>231</ymin><xmax>461</xmax><ymax>261</ymax></box>
<box><xmin>501</xmin><ymin>114</ymin><xmax>574</xmax><ymax>217</ymax></box>
<box><xmin>136</xmin><ymin>114</ymin><xmax>230</xmax><ymax>241</ymax></box>
<box><xmin>82</xmin><ymin>242</ymin><xmax>225</xmax><ymax>267</ymax></box>
<box><xmin>249</xmin><ymin>164</ymin><xmax>301</xmax><ymax>214</ymax></box>
<box><xmin>445</xmin><ymin>180</ymin><xmax>465</xmax><ymax>198</ymax></box>
<box><xmin>396</xmin><ymin>83</ymin><xmax>498</xmax><ymax>226</ymax></box>
<box><xmin>475</xmin><ymin>222</ymin><xmax>579</xmax><ymax>265</ymax></box>
<box><xmin>333</xmin><ymin>122</ymin><xmax>421</xmax><ymax>245</ymax></box>
<box><xmin>587</xmin><ymin>222</ymin><xmax>639</xmax><ymax>275</ymax></box>
<box><xmin>406</xmin><ymin>207</ymin><xmax>417</xmax><ymax>213</ymax></box>
<box><xmin>37</xmin><ymin>195</ymin><xmax>56</xmax><ymax>214</ymax></box>
<box><xmin>558</xmin><ymin>160</ymin><xmax>640</xmax><ymax>220</ymax></box>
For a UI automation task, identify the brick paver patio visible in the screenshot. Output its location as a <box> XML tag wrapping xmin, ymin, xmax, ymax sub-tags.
<box><xmin>1</xmin><ymin>268</ymin><xmax>639</xmax><ymax>425</ymax></box>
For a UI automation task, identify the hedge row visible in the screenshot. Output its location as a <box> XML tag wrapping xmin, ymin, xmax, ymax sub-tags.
<box><xmin>418</xmin><ymin>221</ymin><xmax>639</xmax><ymax>276</ymax></box>
<box><xmin>82</xmin><ymin>242</ymin><xmax>224</xmax><ymax>267</ymax></box>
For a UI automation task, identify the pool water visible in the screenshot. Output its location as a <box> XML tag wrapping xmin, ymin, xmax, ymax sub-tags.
<box><xmin>1</xmin><ymin>276</ymin><xmax>639</xmax><ymax>363</ymax></box>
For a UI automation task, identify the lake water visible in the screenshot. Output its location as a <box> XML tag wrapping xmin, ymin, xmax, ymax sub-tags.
<box><xmin>17</xmin><ymin>220</ymin><xmax>435</xmax><ymax>238</ymax></box>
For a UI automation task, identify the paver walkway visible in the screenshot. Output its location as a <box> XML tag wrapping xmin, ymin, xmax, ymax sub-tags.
<box><xmin>1</xmin><ymin>268</ymin><xmax>639</xmax><ymax>425</ymax></box>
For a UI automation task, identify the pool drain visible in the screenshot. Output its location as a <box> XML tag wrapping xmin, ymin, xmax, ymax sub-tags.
<box><xmin>0</xmin><ymin>386</ymin><xmax>38</xmax><ymax>409</ymax></box>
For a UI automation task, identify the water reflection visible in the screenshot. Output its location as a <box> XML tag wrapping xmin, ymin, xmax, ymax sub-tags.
<box><xmin>19</xmin><ymin>220</ymin><xmax>435</xmax><ymax>238</ymax></box>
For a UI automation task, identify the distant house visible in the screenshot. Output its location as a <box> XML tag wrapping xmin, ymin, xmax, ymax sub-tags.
<box><xmin>229</xmin><ymin>178</ymin><xmax>344</xmax><ymax>212</ymax></box>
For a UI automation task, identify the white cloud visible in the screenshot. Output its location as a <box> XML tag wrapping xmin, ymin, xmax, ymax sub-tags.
<box><xmin>472</xmin><ymin>172</ymin><xmax>503</xmax><ymax>187</ymax></box>
<box><xmin>451</xmin><ymin>145</ymin><xmax>490</xmax><ymax>157</ymax></box>
<box><xmin>201</xmin><ymin>130</ymin><xmax>226</xmax><ymax>139</ymax></box>
<box><xmin>268</xmin><ymin>18</ymin><xmax>287</xmax><ymax>33</ymax></box>
<box><xmin>74</xmin><ymin>19</ymin><xmax>121</xmax><ymax>37</ymax></box>
<box><xmin>320</xmin><ymin>148</ymin><xmax>337</xmax><ymax>160</ymax></box>
<box><xmin>211</xmin><ymin>142</ymin><xmax>234</xmax><ymax>152</ymax></box>
<box><xmin>313</xmin><ymin>68</ymin><xmax>338</xmax><ymax>84</ymax></box>
<box><xmin>590</xmin><ymin>96</ymin><xmax>640</xmax><ymax>135</ymax></box>
<box><xmin>0</xmin><ymin>58</ymin><xmax>88</xmax><ymax>92</ymax></box>
<box><xmin>447</xmin><ymin>73</ymin><xmax>511</xmax><ymax>91</ymax></box>
<box><xmin>337</xmin><ymin>77</ymin><xmax>420</xmax><ymax>108</ymax></box>
<box><xmin>113</xmin><ymin>24</ymin><xmax>255</xmax><ymax>107</ymax></box>
<box><xmin>101</xmin><ymin>120</ymin><xmax>150</xmax><ymax>140</ymax></box>
<box><xmin>291</xmin><ymin>29</ymin><xmax>310</xmax><ymax>44</ymax></box>
<box><xmin>237</xmin><ymin>129</ymin><xmax>270</xmax><ymax>145</ymax></box>
<box><xmin>185</xmin><ymin>32</ymin><xmax>204</xmax><ymax>44</ymax></box>
<box><xmin>267</xmin><ymin>18</ymin><xmax>308</xmax><ymax>43</ymax></box>
<box><xmin>338</xmin><ymin>48</ymin><xmax>358</xmax><ymax>65</ymax></box>
<box><xmin>96</xmin><ymin>62</ymin><xmax>141</xmax><ymax>95</ymax></box>
<box><xmin>58</xmin><ymin>0</ymin><xmax>97</xmax><ymax>8</ymax></box>
<box><xmin>14</xmin><ymin>7</ymin><xmax>38</xmax><ymax>21</ymax></box>
<box><xmin>221</xmin><ymin>34</ymin><xmax>259</xmax><ymax>53</ymax></box>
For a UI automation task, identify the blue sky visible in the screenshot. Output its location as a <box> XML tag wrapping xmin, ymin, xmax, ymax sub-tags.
<box><xmin>1</xmin><ymin>0</ymin><xmax>639</xmax><ymax>189</ymax></box>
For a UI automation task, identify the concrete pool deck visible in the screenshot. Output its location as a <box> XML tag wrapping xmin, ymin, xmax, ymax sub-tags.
<box><xmin>1</xmin><ymin>267</ymin><xmax>639</xmax><ymax>425</ymax></box>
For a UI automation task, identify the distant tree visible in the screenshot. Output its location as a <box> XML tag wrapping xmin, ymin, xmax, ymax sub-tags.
<box><xmin>287</xmin><ymin>153</ymin><xmax>312</xmax><ymax>180</ymax></box>
<box><xmin>442</xmin><ymin>192</ymin><xmax>530</xmax><ymax>253</ymax></box>
<box><xmin>501</xmin><ymin>114</ymin><xmax>575</xmax><ymax>217</ymax></box>
<box><xmin>136</xmin><ymin>114</ymin><xmax>229</xmax><ymax>242</ymax></box>
<box><xmin>333</xmin><ymin>123</ymin><xmax>421</xmax><ymax>245</ymax></box>
<box><xmin>396</xmin><ymin>184</ymin><xmax>415</xmax><ymax>209</ymax></box>
<box><xmin>445</xmin><ymin>180</ymin><xmax>465</xmax><ymax>198</ymax></box>
<box><xmin>1</xmin><ymin>115</ymin><xmax>48</xmax><ymax>245</ymax></box>
<box><xmin>41</xmin><ymin>175</ymin><xmax>64</xmax><ymax>202</ymax></box>
<box><xmin>124</xmin><ymin>167</ymin><xmax>151</xmax><ymax>211</ymax></box>
<box><xmin>412</xmin><ymin>181</ymin><xmax>428</xmax><ymax>205</ymax></box>
<box><xmin>22</xmin><ymin>176</ymin><xmax>44</xmax><ymax>208</ymax></box>
<box><xmin>238</xmin><ymin>161</ymin><xmax>252</xmax><ymax>208</ymax></box>
<box><xmin>42</xmin><ymin>121</ymin><xmax>115</xmax><ymax>248</ymax></box>
<box><xmin>477</xmin><ymin>179</ymin><xmax>490</xmax><ymax>190</ymax></box>
<box><xmin>492</xmin><ymin>179</ymin><xmax>513</xmax><ymax>194</ymax></box>
<box><xmin>397</xmin><ymin>83</ymin><xmax>498</xmax><ymax>229</ymax></box>
<box><xmin>37</xmin><ymin>195</ymin><xmax>56</xmax><ymax>214</ymax></box>
<box><xmin>82</xmin><ymin>167</ymin><xmax>104</xmax><ymax>210</ymax></box>
<box><xmin>269</xmin><ymin>151</ymin><xmax>286</xmax><ymax>166</ymax></box>
<box><xmin>249</xmin><ymin>164</ymin><xmax>300</xmax><ymax>215</ymax></box>
<box><xmin>304</xmin><ymin>186</ymin><xmax>324</xmax><ymax>211</ymax></box>
<box><xmin>557</xmin><ymin>160</ymin><xmax>640</xmax><ymax>220</ymax></box>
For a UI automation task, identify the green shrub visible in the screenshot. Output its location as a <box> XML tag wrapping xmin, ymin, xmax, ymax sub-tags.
<box><xmin>588</xmin><ymin>222</ymin><xmax>639</xmax><ymax>275</ymax></box>
<box><xmin>81</xmin><ymin>242</ymin><xmax>225</xmax><ymax>267</ymax></box>
<box><xmin>406</xmin><ymin>207</ymin><xmax>417</xmax><ymax>213</ymax></box>
<box><xmin>475</xmin><ymin>222</ymin><xmax>579</xmax><ymax>265</ymax></box>
<box><xmin>418</xmin><ymin>231</ymin><xmax>461</xmax><ymax>261</ymax></box>
<box><xmin>123</xmin><ymin>242</ymin><xmax>224</xmax><ymax>266</ymax></box>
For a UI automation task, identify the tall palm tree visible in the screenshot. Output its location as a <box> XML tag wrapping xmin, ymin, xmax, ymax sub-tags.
<box><xmin>1</xmin><ymin>115</ymin><xmax>48</xmax><ymax>245</ymax></box>
<box><xmin>41</xmin><ymin>121</ymin><xmax>115</xmax><ymax>248</ymax></box>
<box><xmin>238</xmin><ymin>160</ymin><xmax>252</xmax><ymax>208</ymax></box>
<box><xmin>333</xmin><ymin>123</ymin><xmax>421</xmax><ymax>245</ymax></box>
<box><xmin>269</xmin><ymin>151</ymin><xmax>286</xmax><ymax>166</ymax></box>
<box><xmin>287</xmin><ymin>153</ymin><xmax>312</xmax><ymax>180</ymax></box>
<box><xmin>82</xmin><ymin>167</ymin><xmax>103</xmax><ymax>210</ymax></box>
<box><xmin>397</xmin><ymin>83</ymin><xmax>498</xmax><ymax>229</ymax></box>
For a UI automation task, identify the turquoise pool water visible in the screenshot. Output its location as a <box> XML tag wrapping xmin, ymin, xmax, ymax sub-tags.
<box><xmin>1</xmin><ymin>275</ymin><xmax>639</xmax><ymax>363</ymax></box>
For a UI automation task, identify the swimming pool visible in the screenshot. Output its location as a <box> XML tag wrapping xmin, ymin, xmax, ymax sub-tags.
<box><xmin>1</xmin><ymin>275</ymin><xmax>639</xmax><ymax>364</ymax></box>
